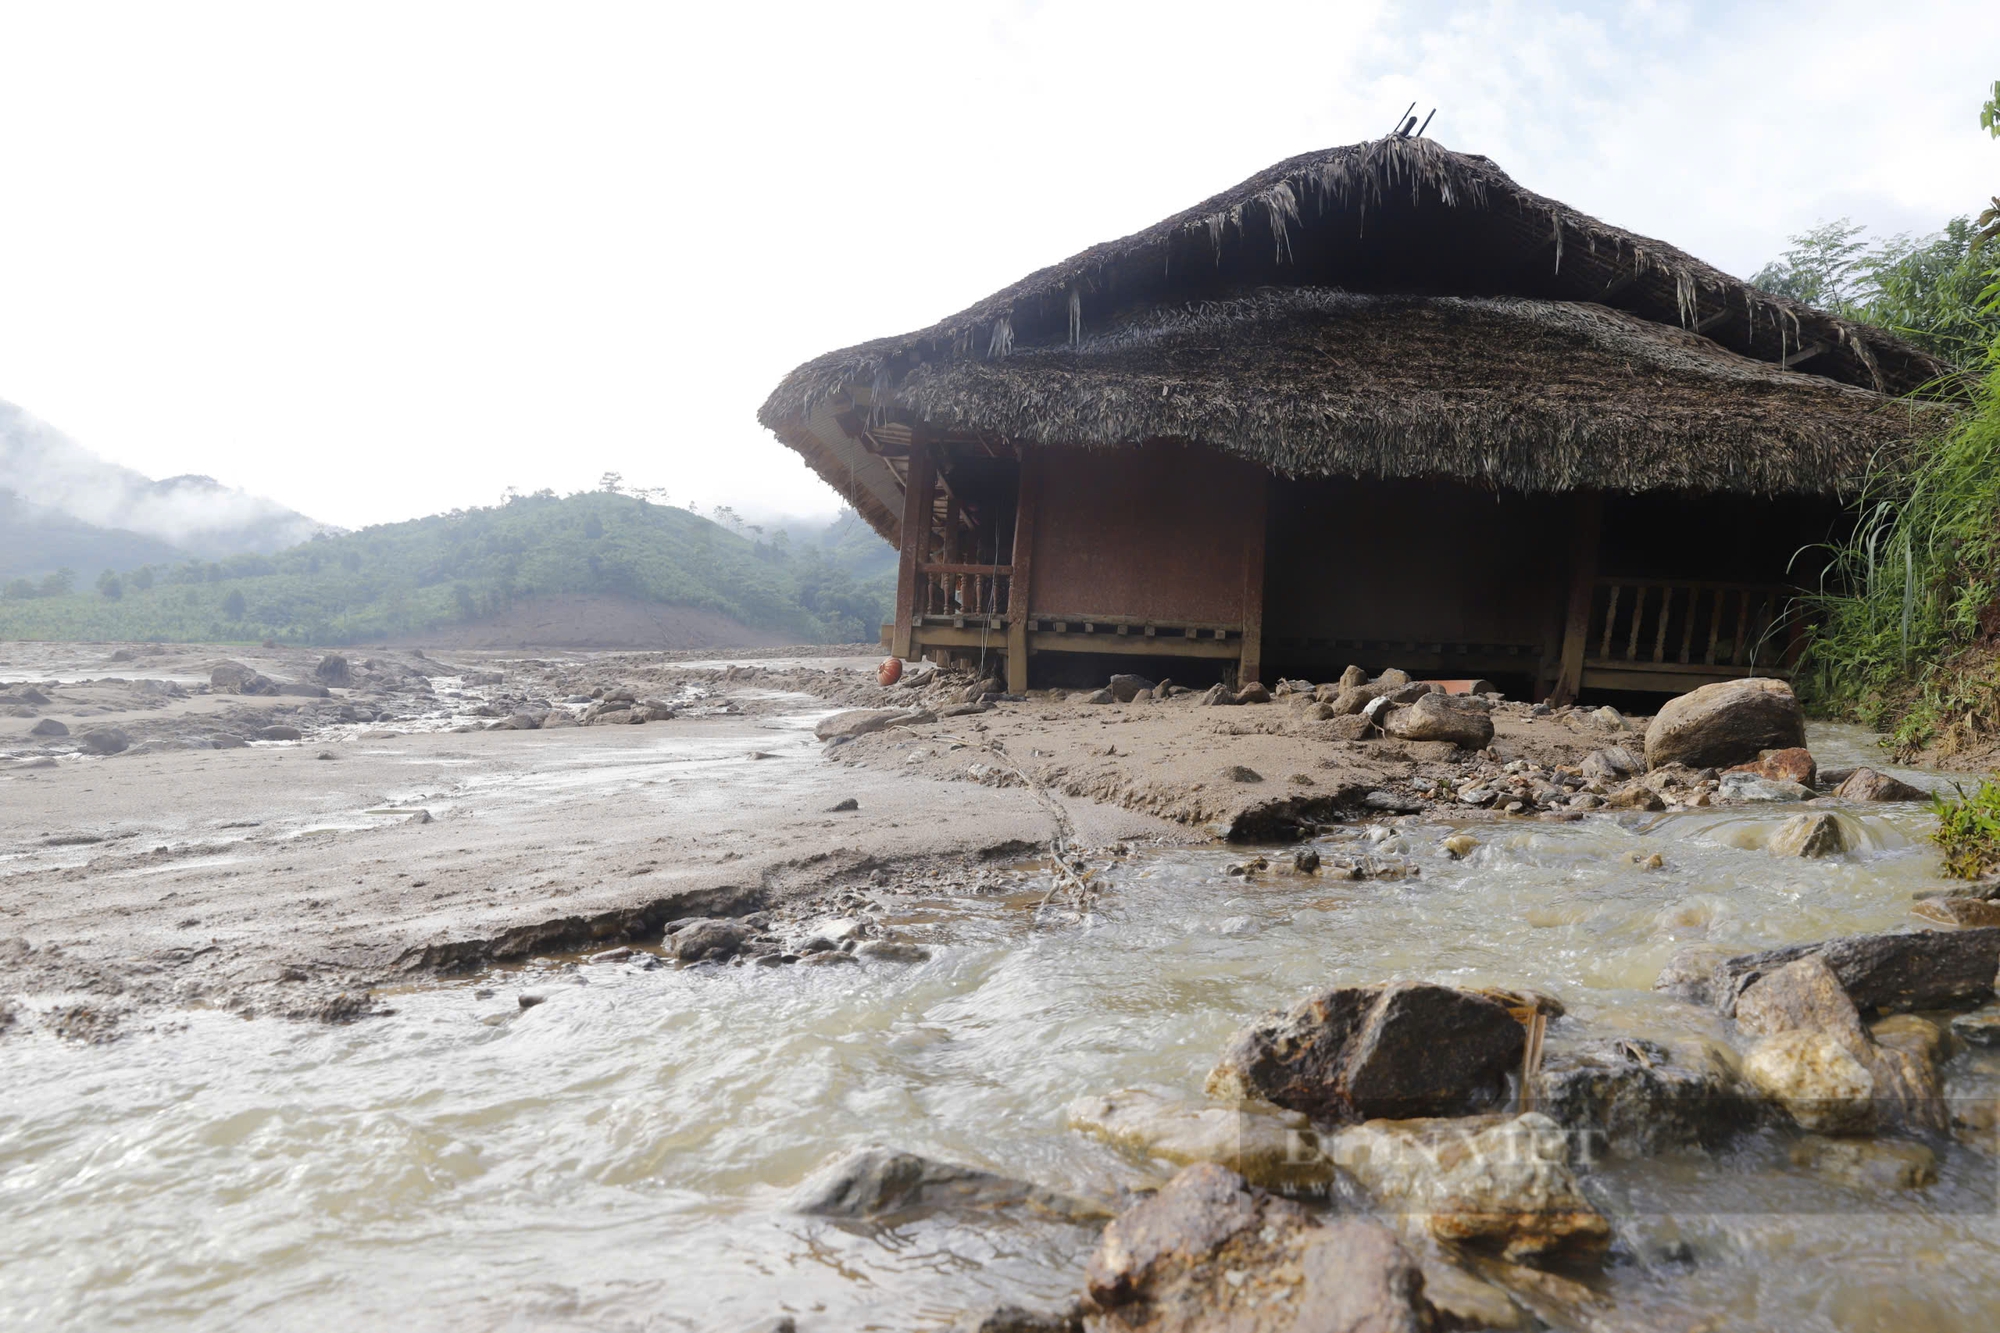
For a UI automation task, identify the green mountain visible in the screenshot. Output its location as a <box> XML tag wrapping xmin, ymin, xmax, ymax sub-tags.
<box><xmin>0</xmin><ymin>490</ymin><xmax>894</xmax><ymax>646</ymax></box>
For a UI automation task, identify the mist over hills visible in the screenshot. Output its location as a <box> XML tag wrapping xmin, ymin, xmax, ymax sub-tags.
<box><xmin>0</xmin><ymin>398</ymin><xmax>330</xmax><ymax>578</ymax></box>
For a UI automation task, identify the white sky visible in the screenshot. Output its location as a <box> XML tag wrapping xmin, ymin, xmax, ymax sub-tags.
<box><xmin>0</xmin><ymin>0</ymin><xmax>1995</xmax><ymax>531</ymax></box>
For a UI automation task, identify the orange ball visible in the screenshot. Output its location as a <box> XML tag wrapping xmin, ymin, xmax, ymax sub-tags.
<box><xmin>877</xmin><ymin>657</ymin><xmax>903</xmax><ymax>686</ymax></box>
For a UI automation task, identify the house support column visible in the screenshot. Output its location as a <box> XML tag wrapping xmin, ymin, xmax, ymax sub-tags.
<box><xmin>1005</xmin><ymin>447</ymin><xmax>1041</xmax><ymax>694</ymax></box>
<box><xmin>1550</xmin><ymin>490</ymin><xmax>1603</xmax><ymax>706</ymax></box>
<box><xmin>891</xmin><ymin>436</ymin><xmax>935</xmax><ymax>661</ymax></box>
<box><xmin>1237</xmin><ymin>478</ymin><xmax>1268</xmax><ymax>686</ymax></box>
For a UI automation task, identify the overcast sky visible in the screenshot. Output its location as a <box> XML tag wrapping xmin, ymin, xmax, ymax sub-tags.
<box><xmin>0</xmin><ymin>1</ymin><xmax>1995</xmax><ymax>532</ymax></box>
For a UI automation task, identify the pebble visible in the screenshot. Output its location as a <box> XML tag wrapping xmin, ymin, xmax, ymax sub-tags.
<box><xmin>1441</xmin><ymin>835</ymin><xmax>1479</xmax><ymax>860</ymax></box>
<box><xmin>517</xmin><ymin>992</ymin><xmax>548</xmax><ymax>1009</ymax></box>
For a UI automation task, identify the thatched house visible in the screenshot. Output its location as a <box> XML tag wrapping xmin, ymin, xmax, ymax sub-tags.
<box><xmin>760</xmin><ymin>136</ymin><xmax>1944</xmax><ymax>698</ymax></box>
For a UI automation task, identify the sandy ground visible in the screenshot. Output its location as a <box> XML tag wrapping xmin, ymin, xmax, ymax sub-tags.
<box><xmin>1</xmin><ymin>639</ymin><xmax>1651</xmax><ymax>1038</ymax></box>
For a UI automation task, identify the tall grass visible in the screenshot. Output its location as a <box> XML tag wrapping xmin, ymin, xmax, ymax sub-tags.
<box><xmin>1798</xmin><ymin>349</ymin><xmax>2000</xmax><ymax>754</ymax></box>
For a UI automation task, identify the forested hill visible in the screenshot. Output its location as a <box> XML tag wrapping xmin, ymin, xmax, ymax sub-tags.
<box><xmin>0</xmin><ymin>490</ymin><xmax>894</xmax><ymax>646</ymax></box>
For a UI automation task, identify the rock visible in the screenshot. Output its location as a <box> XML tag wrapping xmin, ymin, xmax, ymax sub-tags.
<box><xmin>1725</xmin><ymin>746</ymin><xmax>1817</xmax><ymax>787</ymax></box>
<box><xmin>1736</xmin><ymin>955</ymin><xmax>1869</xmax><ymax>1048</ymax></box>
<box><xmin>28</xmin><ymin>719</ymin><xmax>68</xmax><ymax>737</ymax></box>
<box><xmin>1233</xmin><ymin>681</ymin><xmax>1272</xmax><ymax>705</ymax></box>
<box><xmin>1835</xmin><ymin>767</ymin><xmax>1928</xmax><ymax>801</ymax></box>
<box><xmin>1064</xmin><ymin>1088</ymin><xmax>1333</xmax><ymax>1191</ymax></box>
<box><xmin>1223</xmin><ymin>765</ymin><xmax>1263</xmax><ymax>783</ymax></box>
<box><xmin>1197</xmin><ymin>683</ymin><xmax>1233</xmax><ymax>707</ymax></box>
<box><xmin>800</xmin><ymin>950</ymin><xmax>858</xmax><ymax>967</ymax></box>
<box><xmin>788</xmin><ymin>1146</ymin><xmax>1102</xmax><ymax>1223</ymax></box>
<box><xmin>256</xmin><ymin>725</ymin><xmax>304</xmax><ymax>742</ymax></box>
<box><xmin>855</xmin><ymin>941</ymin><xmax>930</xmax><ymax>963</ymax></box>
<box><xmin>517</xmin><ymin>992</ymin><xmax>548</xmax><ymax>1009</ymax></box>
<box><xmin>1743</xmin><ymin>1031</ymin><xmax>1876</xmax><ymax>1134</ymax></box>
<box><xmin>210</xmin><ymin>661</ymin><xmax>258</xmax><ymax>692</ymax></box>
<box><xmin>1362</xmin><ymin>790</ymin><xmax>1423</xmax><ymax>813</ymax></box>
<box><xmin>1374</xmin><ymin>668</ymin><xmax>1413</xmax><ymax>688</ymax></box>
<box><xmin>76</xmin><ymin>727</ymin><xmax>131</xmax><ymax>755</ymax></box>
<box><xmin>1329</xmin><ymin>1113</ymin><xmax>1612</xmax><ymax>1266</ymax></box>
<box><xmin>1717</xmin><ymin>772</ymin><xmax>1813</xmax><ymax>803</ymax></box>
<box><xmin>1767</xmin><ymin>812</ymin><xmax>1849</xmax><ymax>858</ymax></box>
<box><xmin>1083</xmin><ymin>1163</ymin><xmax>1439</xmax><ymax>1332</ymax></box>
<box><xmin>1950</xmin><ymin>1007</ymin><xmax>2000</xmax><ymax>1047</ymax></box>
<box><xmin>1305</xmin><ymin>714</ymin><xmax>1374</xmax><ymax>742</ymax></box>
<box><xmin>1579</xmin><ymin>746</ymin><xmax>1641</xmax><ymax>784</ymax></box>
<box><xmin>1603</xmin><ymin>783</ymin><xmax>1666</xmax><ymax>812</ymax></box>
<box><xmin>826</xmin><ymin>797</ymin><xmax>859</xmax><ymax>812</ymax></box>
<box><xmin>1704</xmin><ymin>927</ymin><xmax>2000</xmax><ymax>1017</ymax></box>
<box><xmin>314</xmin><ymin>654</ymin><xmax>352</xmax><ymax>686</ymax></box>
<box><xmin>814</xmin><ymin>708</ymin><xmax>912</xmax><ymax>741</ymax></box>
<box><xmin>947</xmin><ymin>1305</ymin><xmax>1079</xmax><ymax>1333</ymax></box>
<box><xmin>505</xmin><ymin>712</ymin><xmax>541</xmax><ymax>731</ymax></box>
<box><xmin>1533</xmin><ymin>1037</ymin><xmax>1751</xmax><ymax>1158</ymax></box>
<box><xmin>1292</xmin><ymin>847</ymin><xmax>1320</xmax><ymax>873</ymax></box>
<box><xmin>1415</xmin><ymin>1258</ymin><xmax>1530</xmax><ymax>1331</ymax></box>
<box><xmin>1871</xmin><ymin>1013</ymin><xmax>1947</xmax><ymax>1064</ymax></box>
<box><xmin>1339</xmin><ymin>665</ymin><xmax>1369</xmax><ymax>689</ymax></box>
<box><xmin>1107</xmin><ymin>673</ymin><xmax>1155</xmax><ymax>703</ymax></box>
<box><xmin>1071</xmin><ymin>689</ymin><xmax>1115</xmax><ymax>705</ymax></box>
<box><xmin>1789</xmin><ymin>1135</ymin><xmax>1937</xmax><ymax>1189</ymax></box>
<box><xmin>669</xmin><ymin>919</ymin><xmax>751</xmax><ymax>963</ymax></box>
<box><xmin>1590</xmin><ymin>705</ymin><xmax>1625</xmax><ymax>731</ymax></box>
<box><xmin>1910</xmin><ymin>896</ymin><xmax>2000</xmax><ymax>927</ymax></box>
<box><xmin>274</xmin><ymin>683</ymin><xmax>330</xmax><ymax>698</ymax></box>
<box><xmin>1381</xmin><ymin>693</ymin><xmax>1493</xmax><ymax>749</ymax></box>
<box><xmin>1205</xmin><ymin>982</ymin><xmax>1526</xmax><ymax>1123</ymax></box>
<box><xmin>1644</xmin><ymin>676</ymin><xmax>1806</xmax><ymax>770</ymax></box>
<box><xmin>1441</xmin><ymin>835</ymin><xmax>1479</xmax><ymax>859</ymax></box>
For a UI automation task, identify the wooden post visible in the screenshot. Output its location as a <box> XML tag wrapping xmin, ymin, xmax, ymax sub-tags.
<box><xmin>1005</xmin><ymin>447</ymin><xmax>1041</xmax><ymax>694</ymax></box>
<box><xmin>1237</xmin><ymin>477</ymin><xmax>1268</xmax><ymax>686</ymax></box>
<box><xmin>891</xmin><ymin>437</ymin><xmax>934</xmax><ymax>661</ymax></box>
<box><xmin>1550</xmin><ymin>491</ymin><xmax>1603</xmax><ymax>706</ymax></box>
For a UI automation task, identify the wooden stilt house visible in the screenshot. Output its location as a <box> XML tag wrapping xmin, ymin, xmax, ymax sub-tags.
<box><xmin>760</xmin><ymin>137</ymin><xmax>1943</xmax><ymax>699</ymax></box>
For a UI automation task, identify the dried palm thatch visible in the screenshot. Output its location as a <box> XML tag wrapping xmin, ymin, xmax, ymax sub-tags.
<box><xmin>760</xmin><ymin>136</ymin><xmax>1949</xmax><ymax>540</ymax></box>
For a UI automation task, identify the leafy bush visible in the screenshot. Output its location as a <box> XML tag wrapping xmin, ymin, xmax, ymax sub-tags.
<box><xmin>1929</xmin><ymin>780</ymin><xmax>2000</xmax><ymax>878</ymax></box>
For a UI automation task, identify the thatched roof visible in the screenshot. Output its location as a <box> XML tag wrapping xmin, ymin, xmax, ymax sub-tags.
<box><xmin>760</xmin><ymin>136</ymin><xmax>1946</xmax><ymax>540</ymax></box>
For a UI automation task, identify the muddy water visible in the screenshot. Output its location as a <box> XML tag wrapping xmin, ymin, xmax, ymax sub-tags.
<box><xmin>4</xmin><ymin>726</ymin><xmax>1998</xmax><ymax>1331</ymax></box>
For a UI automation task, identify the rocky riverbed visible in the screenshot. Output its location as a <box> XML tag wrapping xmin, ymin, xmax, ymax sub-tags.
<box><xmin>5</xmin><ymin>641</ymin><xmax>2000</xmax><ymax>1331</ymax></box>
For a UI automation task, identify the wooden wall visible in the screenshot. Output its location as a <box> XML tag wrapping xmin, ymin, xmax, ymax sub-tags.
<box><xmin>1030</xmin><ymin>443</ymin><xmax>1265</xmax><ymax>623</ymax></box>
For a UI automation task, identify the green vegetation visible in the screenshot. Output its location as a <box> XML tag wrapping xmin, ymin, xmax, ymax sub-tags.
<box><xmin>1929</xmin><ymin>780</ymin><xmax>2000</xmax><ymax>878</ymax></box>
<box><xmin>0</xmin><ymin>490</ymin><xmax>893</xmax><ymax>646</ymax></box>
<box><xmin>1786</xmin><ymin>80</ymin><xmax>2000</xmax><ymax>759</ymax></box>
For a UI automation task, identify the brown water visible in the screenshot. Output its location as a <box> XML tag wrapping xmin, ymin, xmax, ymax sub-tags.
<box><xmin>3</xmin><ymin>725</ymin><xmax>1997</xmax><ymax>1331</ymax></box>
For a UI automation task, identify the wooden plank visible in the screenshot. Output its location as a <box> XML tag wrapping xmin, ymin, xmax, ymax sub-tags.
<box><xmin>1552</xmin><ymin>492</ymin><xmax>1603</xmax><ymax>706</ymax></box>
<box><xmin>1238</xmin><ymin>477</ymin><xmax>1268</xmax><ymax>686</ymax></box>
<box><xmin>1598</xmin><ymin>585</ymin><xmax>1621</xmax><ymax>660</ymax></box>
<box><xmin>1005</xmin><ymin>447</ymin><xmax>1040</xmax><ymax>693</ymax></box>
<box><xmin>1029</xmin><ymin>631</ymin><xmax>1241</xmax><ymax>660</ymax></box>
<box><xmin>891</xmin><ymin>436</ymin><xmax>934</xmax><ymax>660</ymax></box>
<box><xmin>1781</xmin><ymin>341</ymin><xmax>1828</xmax><ymax>369</ymax></box>
<box><xmin>1625</xmin><ymin>585</ymin><xmax>1648</xmax><ymax>661</ymax></box>
<box><xmin>918</xmin><ymin>563</ymin><xmax>1015</xmax><ymax>577</ymax></box>
<box><xmin>1582</xmin><ymin>666</ymin><xmax>1789</xmax><ymax>694</ymax></box>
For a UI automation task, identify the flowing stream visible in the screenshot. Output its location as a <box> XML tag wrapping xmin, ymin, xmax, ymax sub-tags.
<box><xmin>3</xmin><ymin>726</ymin><xmax>1998</xmax><ymax>1331</ymax></box>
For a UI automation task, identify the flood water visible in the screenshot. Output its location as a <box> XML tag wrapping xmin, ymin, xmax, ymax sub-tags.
<box><xmin>3</xmin><ymin>726</ymin><xmax>1998</xmax><ymax>1331</ymax></box>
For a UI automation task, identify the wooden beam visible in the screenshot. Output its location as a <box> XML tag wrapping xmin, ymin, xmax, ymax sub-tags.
<box><xmin>891</xmin><ymin>436</ymin><xmax>934</xmax><ymax>661</ymax></box>
<box><xmin>1238</xmin><ymin>476</ymin><xmax>1268</xmax><ymax>686</ymax></box>
<box><xmin>1781</xmin><ymin>341</ymin><xmax>1828</xmax><ymax>369</ymax></box>
<box><xmin>1005</xmin><ymin>447</ymin><xmax>1041</xmax><ymax>693</ymax></box>
<box><xmin>1695</xmin><ymin>307</ymin><xmax>1731</xmax><ymax>334</ymax></box>
<box><xmin>1029</xmin><ymin>631</ymin><xmax>1241</xmax><ymax>660</ymax></box>
<box><xmin>1550</xmin><ymin>490</ymin><xmax>1603</xmax><ymax>706</ymax></box>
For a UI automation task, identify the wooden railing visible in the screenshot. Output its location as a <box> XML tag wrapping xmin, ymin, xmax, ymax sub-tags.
<box><xmin>916</xmin><ymin>562</ymin><xmax>1012</xmax><ymax>621</ymax></box>
<box><xmin>1588</xmin><ymin>579</ymin><xmax>1800</xmax><ymax>674</ymax></box>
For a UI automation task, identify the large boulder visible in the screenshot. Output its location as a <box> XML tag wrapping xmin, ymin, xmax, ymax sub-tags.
<box><xmin>1328</xmin><ymin>1113</ymin><xmax>1612</xmax><ymax>1266</ymax></box>
<box><xmin>1084</xmin><ymin>1162</ymin><xmax>1440</xmax><ymax>1332</ymax></box>
<box><xmin>1381</xmin><ymin>693</ymin><xmax>1493</xmax><ymax>749</ymax></box>
<box><xmin>1695</xmin><ymin>928</ymin><xmax>2000</xmax><ymax>1018</ymax></box>
<box><xmin>1205</xmin><ymin>983</ymin><xmax>1526</xmax><ymax>1123</ymax></box>
<box><xmin>1064</xmin><ymin>1089</ymin><xmax>1332</xmax><ymax>1192</ymax></box>
<box><xmin>1643</xmin><ymin>677</ymin><xmax>1805</xmax><ymax>771</ymax></box>
<box><xmin>1579</xmin><ymin>746</ymin><xmax>1641</xmax><ymax>785</ymax></box>
<box><xmin>1733</xmin><ymin>955</ymin><xmax>1946</xmax><ymax>1133</ymax></box>
<box><xmin>29</xmin><ymin>719</ymin><xmax>68</xmax><ymax>738</ymax></box>
<box><xmin>209</xmin><ymin>661</ymin><xmax>276</xmax><ymax>696</ymax></box>
<box><xmin>668</xmin><ymin>919</ymin><xmax>752</xmax><ymax>962</ymax></box>
<box><xmin>1742</xmin><ymin>1031</ymin><xmax>1876</xmax><ymax>1134</ymax></box>
<box><xmin>1717</xmin><ymin>772</ymin><xmax>1813</xmax><ymax>803</ymax></box>
<box><xmin>314</xmin><ymin>654</ymin><xmax>353</xmax><ymax>686</ymax></box>
<box><xmin>788</xmin><ymin>1146</ymin><xmax>1102</xmax><ymax>1223</ymax></box>
<box><xmin>1532</xmin><ymin>1037</ymin><xmax>1752</xmax><ymax>1158</ymax></box>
